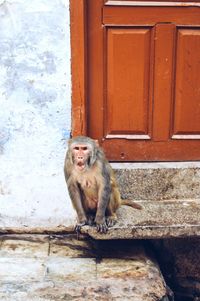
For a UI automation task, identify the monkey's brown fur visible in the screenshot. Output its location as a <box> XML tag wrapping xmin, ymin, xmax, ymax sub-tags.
<box><xmin>64</xmin><ymin>136</ymin><xmax>142</xmax><ymax>233</ymax></box>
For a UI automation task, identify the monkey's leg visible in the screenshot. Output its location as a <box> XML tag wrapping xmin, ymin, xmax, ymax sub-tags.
<box><xmin>95</xmin><ymin>184</ymin><xmax>111</xmax><ymax>233</ymax></box>
<box><xmin>105</xmin><ymin>190</ymin><xmax>119</xmax><ymax>227</ymax></box>
<box><xmin>106</xmin><ymin>202</ymin><xmax>117</xmax><ymax>227</ymax></box>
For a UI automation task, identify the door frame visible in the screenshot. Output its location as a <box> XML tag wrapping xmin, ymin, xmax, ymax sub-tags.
<box><xmin>70</xmin><ymin>0</ymin><xmax>87</xmax><ymax>137</ymax></box>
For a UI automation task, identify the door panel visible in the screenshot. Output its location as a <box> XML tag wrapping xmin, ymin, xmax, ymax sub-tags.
<box><xmin>106</xmin><ymin>28</ymin><xmax>152</xmax><ymax>139</ymax></box>
<box><xmin>103</xmin><ymin>5</ymin><xmax>200</xmax><ymax>26</ymax></box>
<box><xmin>173</xmin><ymin>28</ymin><xmax>200</xmax><ymax>138</ymax></box>
<box><xmin>85</xmin><ymin>0</ymin><xmax>200</xmax><ymax>161</ymax></box>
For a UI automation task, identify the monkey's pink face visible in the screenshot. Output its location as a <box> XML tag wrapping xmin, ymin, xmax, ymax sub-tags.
<box><xmin>71</xmin><ymin>144</ymin><xmax>92</xmax><ymax>171</ymax></box>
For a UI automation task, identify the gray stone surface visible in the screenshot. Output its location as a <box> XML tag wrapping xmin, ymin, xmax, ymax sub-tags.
<box><xmin>115</xmin><ymin>167</ymin><xmax>200</xmax><ymax>200</ymax></box>
<box><xmin>81</xmin><ymin>199</ymin><xmax>200</xmax><ymax>240</ymax></box>
<box><xmin>0</xmin><ymin>234</ymin><xmax>168</xmax><ymax>301</ymax></box>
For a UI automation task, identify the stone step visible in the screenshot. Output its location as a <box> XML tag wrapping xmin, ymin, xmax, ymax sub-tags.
<box><xmin>81</xmin><ymin>199</ymin><xmax>200</xmax><ymax>240</ymax></box>
<box><xmin>1</xmin><ymin>199</ymin><xmax>200</xmax><ymax>241</ymax></box>
<box><xmin>0</xmin><ymin>234</ymin><xmax>169</xmax><ymax>301</ymax></box>
<box><xmin>112</xmin><ymin>162</ymin><xmax>200</xmax><ymax>200</ymax></box>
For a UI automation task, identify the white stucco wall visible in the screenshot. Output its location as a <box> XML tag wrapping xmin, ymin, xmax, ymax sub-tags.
<box><xmin>0</xmin><ymin>0</ymin><xmax>75</xmax><ymax>231</ymax></box>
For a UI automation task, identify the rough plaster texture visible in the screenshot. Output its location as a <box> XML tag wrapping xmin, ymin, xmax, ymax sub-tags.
<box><xmin>0</xmin><ymin>0</ymin><xmax>76</xmax><ymax>229</ymax></box>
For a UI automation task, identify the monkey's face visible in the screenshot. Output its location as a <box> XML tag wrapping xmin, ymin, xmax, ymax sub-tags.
<box><xmin>71</xmin><ymin>144</ymin><xmax>92</xmax><ymax>171</ymax></box>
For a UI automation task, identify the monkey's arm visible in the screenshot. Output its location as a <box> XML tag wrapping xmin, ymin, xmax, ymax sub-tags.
<box><xmin>67</xmin><ymin>178</ymin><xmax>87</xmax><ymax>228</ymax></box>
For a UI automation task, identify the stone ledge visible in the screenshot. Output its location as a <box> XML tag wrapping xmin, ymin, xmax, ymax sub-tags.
<box><xmin>81</xmin><ymin>199</ymin><xmax>200</xmax><ymax>240</ymax></box>
<box><xmin>1</xmin><ymin>200</ymin><xmax>200</xmax><ymax>241</ymax></box>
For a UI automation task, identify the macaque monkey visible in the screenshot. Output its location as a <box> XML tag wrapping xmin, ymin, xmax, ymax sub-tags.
<box><xmin>64</xmin><ymin>136</ymin><xmax>142</xmax><ymax>233</ymax></box>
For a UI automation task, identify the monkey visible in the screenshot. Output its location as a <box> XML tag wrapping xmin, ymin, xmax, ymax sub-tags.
<box><xmin>64</xmin><ymin>136</ymin><xmax>142</xmax><ymax>233</ymax></box>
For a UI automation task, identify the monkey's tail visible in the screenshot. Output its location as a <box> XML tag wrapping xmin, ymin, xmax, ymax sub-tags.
<box><xmin>121</xmin><ymin>199</ymin><xmax>143</xmax><ymax>210</ymax></box>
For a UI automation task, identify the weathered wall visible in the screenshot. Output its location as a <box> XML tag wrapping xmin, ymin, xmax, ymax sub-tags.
<box><xmin>0</xmin><ymin>0</ymin><xmax>76</xmax><ymax>230</ymax></box>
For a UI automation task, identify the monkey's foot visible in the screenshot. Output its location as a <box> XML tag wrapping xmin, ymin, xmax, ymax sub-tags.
<box><xmin>106</xmin><ymin>216</ymin><xmax>117</xmax><ymax>227</ymax></box>
<box><xmin>96</xmin><ymin>222</ymin><xmax>108</xmax><ymax>234</ymax></box>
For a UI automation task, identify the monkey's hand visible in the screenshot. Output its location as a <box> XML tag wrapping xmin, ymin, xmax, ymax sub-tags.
<box><xmin>75</xmin><ymin>221</ymin><xmax>87</xmax><ymax>233</ymax></box>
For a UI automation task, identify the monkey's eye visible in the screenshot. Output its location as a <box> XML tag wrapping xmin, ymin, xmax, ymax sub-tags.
<box><xmin>82</xmin><ymin>147</ymin><xmax>88</xmax><ymax>151</ymax></box>
<box><xmin>74</xmin><ymin>147</ymin><xmax>80</xmax><ymax>150</ymax></box>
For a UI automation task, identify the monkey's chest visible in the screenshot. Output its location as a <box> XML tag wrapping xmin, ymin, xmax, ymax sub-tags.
<box><xmin>78</xmin><ymin>177</ymin><xmax>99</xmax><ymax>210</ymax></box>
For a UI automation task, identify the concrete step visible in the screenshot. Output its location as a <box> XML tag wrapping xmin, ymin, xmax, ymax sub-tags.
<box><xmin>112</xmin><ymin>162</ymin><xmax>200</xmax><ymax>200</ymax></box>
<box><xmin>0</xmin><ymin>234</ymin><xmax>169</xmax><ymax>301</ymax></box>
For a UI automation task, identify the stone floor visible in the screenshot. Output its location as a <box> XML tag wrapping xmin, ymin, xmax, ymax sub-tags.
<box><xmin>0</xmin><ymin>234</ymin><xmax>169</xmax><ymax>301</ymax></box>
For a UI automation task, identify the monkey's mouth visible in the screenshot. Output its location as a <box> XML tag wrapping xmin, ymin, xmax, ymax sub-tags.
<box><xmin>76</xmin><ymin>162</ymin><xmax>85</xmax><ymax>170</ymax></box>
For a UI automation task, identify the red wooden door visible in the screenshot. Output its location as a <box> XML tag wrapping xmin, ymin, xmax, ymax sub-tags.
<box><xmin>71</xmin><ymin>0</ymin><xmax>200</xmax><ymax>161</ymax></box>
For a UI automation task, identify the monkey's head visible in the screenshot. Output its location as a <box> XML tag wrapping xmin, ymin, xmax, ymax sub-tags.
<box><xmin>68</xmin><ymin>136</ymin><xmax>98</xmax><ymax>171</ymax></box>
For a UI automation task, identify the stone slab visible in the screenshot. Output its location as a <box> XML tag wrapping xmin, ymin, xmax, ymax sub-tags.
<box><xmin>0</xmin><ymin>235</ymin><xmax>168</xmax><ymax>301</ymax></box>
<box><xmin>0</xmin><ymin>236</ymin><xmax>49</xmax><ymax>258</ymax></box>
<box><xmin>81</xmin><ymin>199</ymin><xmax>200</xmax><ymax>240</ymax></box>
<box><xmin>96</xmin><ymin>258</ymin><xmax>166</xmax><ymax>301</ymax></box>
<box><xmin>0</xmin><ymin>258</ymin><xmax>46</xmax><ymax>282</ymax></box>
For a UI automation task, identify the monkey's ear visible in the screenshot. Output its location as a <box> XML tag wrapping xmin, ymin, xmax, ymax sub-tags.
<box><xmin>89</xmin><ymin>140</ymin><xmax>99</xmax><ymax>166</ymax></box>
<box><xmin>95</xmin><ymin>140</ymin><xmax>99</xmax><ymax>147</ymax></box>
